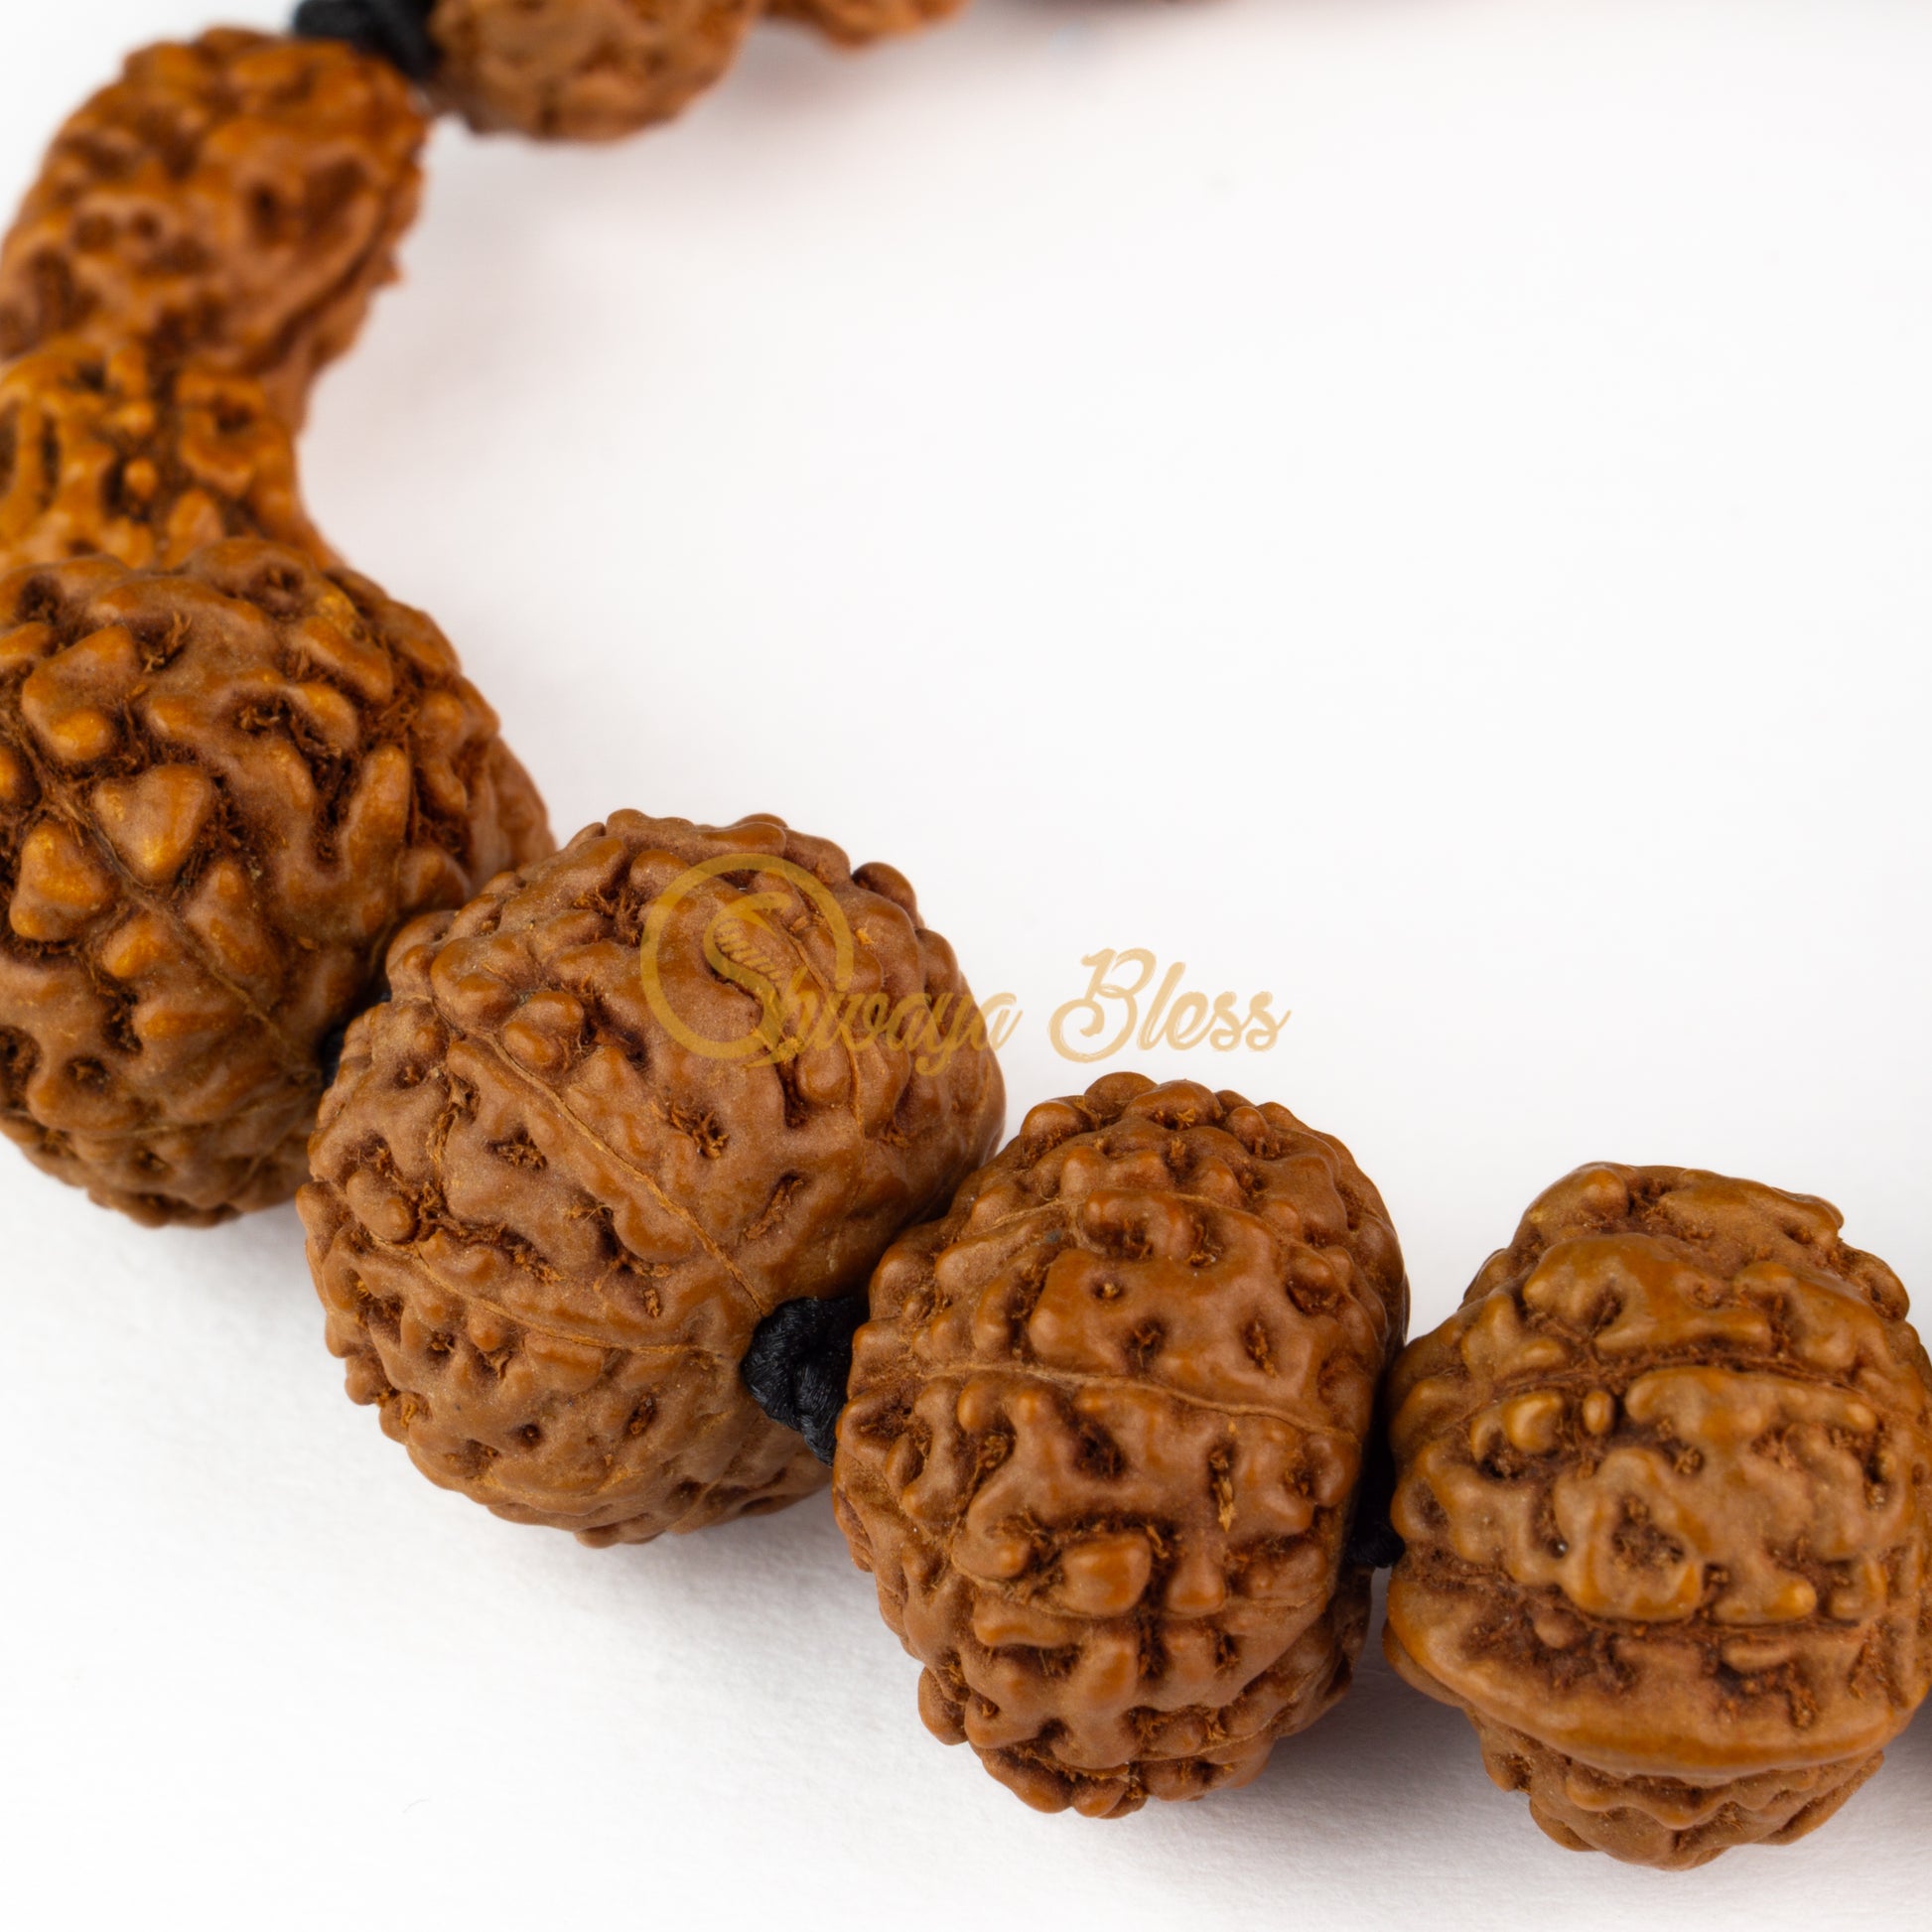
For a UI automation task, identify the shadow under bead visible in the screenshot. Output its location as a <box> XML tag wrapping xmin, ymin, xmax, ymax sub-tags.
<box><xmin>0</xmin><ymin>342</ymin><xmax>332</xmax><ymax>574</ymax></box>
<box><xmin>833</xmin><ymin>1073</ymin><xmax>1410</xmax><ymax>1817</ymax></box>
<box><xmin>425</xmin><ymin>0</ymin><xmax>763</xmax><ymax>141</ymax></box>
<box><xmin>297</xmin><ymin>810</ymin><xmax>1007</xmax><ymax>1544</ymax></box>
<box><xmin>0</xmin><ymin>540</ymin><xmax>552</xmax><ymax>1224</ymax></box>
<box><xmin>0</xmin><ymin>29</ymin><xmax>428</xmax><ymax>430</ymax></box>
<box><xmin>1384</xmin><ymin>1163</ymin><xmax>1932</xmax><ymax>1867</ymax></box>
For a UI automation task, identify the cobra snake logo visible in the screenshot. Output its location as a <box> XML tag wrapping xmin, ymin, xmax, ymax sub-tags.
<box><xmin>638</xmin><ymin>854</ymin><xmax>855</xmax><ymax>1065</ymax></box>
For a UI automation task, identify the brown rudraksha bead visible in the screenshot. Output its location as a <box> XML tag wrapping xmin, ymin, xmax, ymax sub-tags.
<box><xmin>427</xmin><ymin>0</ymin><xmax>760</xmax><ymax>141</ymax></box>
<box><xmin>0</xmin><ymin>540</ymin><xmax>551</xmax><ymax>1225</ymax></box>
<box><xmin>0</xmin><ymin>342</ymin><xmax>329</xmax><ymax>574</ymax></box>
<box><xmin>767</xmin><ymin>0</ymin><xmax>967</xmax><ymax>50</ymax></box>
<box><xmin>298</xmin><ymin>810</ymin><xmax>1008</xmax><ymax>1545</ymax></box>
<box><xmin>0</xmin><ymin>30</ymin><xmax>428</xmax><ymax>429</ymax></box>
<box><xmin>1385</xmin><ymin>1163</ymin><xmax>1932</xmax><ymax>1867</ymax></box>
<box><xmin>833</xmin><ymin>1073</ymin><xmax>1409</xmax><ymax>1817</ymax></box>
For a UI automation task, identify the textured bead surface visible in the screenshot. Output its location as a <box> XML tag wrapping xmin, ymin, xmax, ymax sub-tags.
<box><xmin>834</xmin><ymin>1073</ymin><xmax>1408</xmax><ymax>1816</ymax></box>
<box><xmin>0</xmin><ymin>343</ymin><xmax>328</xmax><ymax>574</ymax></box>
<box><xmin>767</xmin><ymin>0</ymin><xmax>967</xmax><ymax>49</ymax></box>
<box><xmin>299</xmin><ymin>810</ymin><xmax>1007</xmax><ymax>1544</ymax></box>
<box><xmin>428</xmin><ymin>0</ymin><xmax>760</xmax><ymax>141</ymax></box>
<box><xmin>0</xmin><ymin>30</ymin><xmax>428</xmax><ymax>428</ymax></box>
<box><xmin>1386</xmin><ymin>1164</ymin><xmax>1932</xmax><ymax>1866</ymax></box>
<box><xmin>0</xmin><ymin>541</ymin><xmax>550</xmax><ymax>1223</ymax></box>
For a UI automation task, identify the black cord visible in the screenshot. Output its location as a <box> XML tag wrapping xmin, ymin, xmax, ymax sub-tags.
<box><xmin>740</xmin><ymin>1294</ymin><xmax>869</xmax><ymax>1465</ymax></box>
<box><xmin>291</xmin><ymin>0</ymin><xmax>440</xmax><ymax>83</ymax></box>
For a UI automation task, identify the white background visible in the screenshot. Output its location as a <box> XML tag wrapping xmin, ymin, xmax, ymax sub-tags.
<box><xmin>4</xmin><ymin>2</ymin><xmax>1929</xmax><ymax>1926</ymax></box>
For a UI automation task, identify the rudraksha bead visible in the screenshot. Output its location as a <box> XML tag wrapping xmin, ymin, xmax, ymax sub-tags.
<box><xmin>1386</xmin><ymin>1164</ymin><xmax>1932</xmax><ymax>1866</ymax></box>
<box><xmin>0</xmin><ymin>30</ymin><xmax>428</xmax><ymax>428</ymax></box>
<box><xmin>427</xmin><ymin>0</ymin><xmax>760</xmax><ymax>141</ymax></box>
<box><xmin>835</xmin><ymin>1073</ymin><xmax>1408</xmax><ymax>1816</ymax></box>
<box><xmin>0</xmin><ymin>540</ymin><xmax>550</xmax><ymax>1223</ymax></box>
<box><xmin>0</xmin><ymin>342</ymin><xmax>329</xmax><ymax>573</ymax></box>
<box><xmin>768</xmin><ymin>0</ymin><xmax>967</xmax><ymax>51</ymax></box>
<box><xmin>299</xmin><ymin>810</ymin><xmax>1006</xmax><ymax>1542</ymax></box>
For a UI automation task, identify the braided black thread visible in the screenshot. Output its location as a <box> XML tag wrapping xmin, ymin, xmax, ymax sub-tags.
<box><xmin>740</xmin><ymin>1294</ymin><xmax>868</xmax><ymax>1466</ymax></box>
<box><xmin>292</xmin><ymin>0</ymin><xmax>441</xmax><ymax>83</ymax></box>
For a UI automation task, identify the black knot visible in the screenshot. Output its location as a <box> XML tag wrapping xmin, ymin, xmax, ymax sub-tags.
<box><xmin>741</xmin><ymin>1294</ymin><xmax>868</xmax><ymax>1466</ymax></box>
<box><xmin>292</xmin><ymin>0</ymin><xmax>440</xmax><ymax>83</ymax></box>
<box><xmin>1344</xmin><ymin>1421</ymin><xmax>1404</xmax><ymax>1573</ymax></box>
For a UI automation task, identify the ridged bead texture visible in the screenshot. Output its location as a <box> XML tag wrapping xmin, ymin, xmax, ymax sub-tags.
<box><xmin>0</xmin><ymin>541</ymin><xmax>551</xmax><ymax>1222</ymax></box>
<box><xmin>766</xmin><ymin>0</ymin><xmax>968</xmax><ymax>51</ymax></box>
<box><xmin>0</xmin><ymin>30</ymin><xmax>428</xmax><ymax>427</ymax></box>
<box><xmin>300</xmin><ymin>810</ymin><xmax>1006</xmax><ymax>1543</ymax></box>
<box><xmin>1386</xmin><ymin>1164</ymin><xmax>1932</xmax><ymax>1866</ymax></box>
<box><xmin>428</xmin><ymin>0</ymin><xmax>762</xmax><ymax>141</ymax></box>
<box><xmin>0</xmin><ymin>342</ymin><xmax>328</xmax><ymax>574</ymax></box>
<box><xmin>835</xmin><ymin>1073</ymin><xmax>1408</xmax><ymax>1816</ymax></box>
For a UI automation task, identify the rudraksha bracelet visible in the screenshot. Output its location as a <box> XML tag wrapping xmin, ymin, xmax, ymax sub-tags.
<box><xmin>1</xmin><ymin>10</ymin><xmax>1925</xmax><ymax>1867</ymax></box>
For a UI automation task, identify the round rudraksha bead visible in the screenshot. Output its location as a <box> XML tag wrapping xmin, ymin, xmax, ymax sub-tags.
<box><xmin>767</xmin><ymin>0</ymin><xmax>967</xmax><ymax>50</ymax></box>
<box><xmin>0</xmin><ymin>30</ymin><xmax>428</xmax><ymax>428</ymax></box>
<box><xmin>1385</xmin><ymin>1163</ymin><xmax>1932</xmax><ymax>1866</ymax></box>
<box><xmin>427</xmin><ymin>0</ymin><xmax>760</xmax><ymax>141</ymax></box>
<box><xmin>298</xmin><ymin>810</ymin><xmax>1007</xmax><ymax>1544</ymax></box>
<box><xmin>0</xmin><ymin>342</ymin><xmax>329</xmax><ymax>574</ymax></box>
<box><xmin>834</xmin><ymin>1073</ymin><xmax>1409</xmax><ymax>1816</ymax></box>
<box><xmin>0</xmin><ymin>540</ymin><xmax>551</xmax><ymax>1224</ymax></box>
